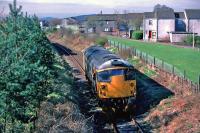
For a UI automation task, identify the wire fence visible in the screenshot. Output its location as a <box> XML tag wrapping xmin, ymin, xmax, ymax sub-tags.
<box><xmin>108</xmin><ymin>40</ymin><xmax>200</xmax><ymax>93</ymax></box>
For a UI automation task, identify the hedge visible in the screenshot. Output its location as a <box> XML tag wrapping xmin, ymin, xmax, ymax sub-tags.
<box><xmin>131</xmin><ymin>30</ymin><xmax>143</xmax><ymax>40</ymax></box>
<box><xmin>184</xmin><ymin>35</ymin><xmax>200</xmax><ymax>47</ymax></box>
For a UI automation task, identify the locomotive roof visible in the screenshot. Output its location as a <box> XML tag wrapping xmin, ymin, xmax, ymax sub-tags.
<box><xmin>84</xmin><ymin>45</ymin><xmax>133</xmax><ymax>70</ymax></box>
<box><xmin>98</xmin><ymin>59</ymin><xmax>133</xmax><ymax>70</ymax></box>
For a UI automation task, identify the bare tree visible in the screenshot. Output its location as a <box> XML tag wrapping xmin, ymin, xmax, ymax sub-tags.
<box><xmin>153</xmin><ymin>4</ymin><xmax>173</xmax><ymax>12</ymax></box>
<box><xmin>0</xmin><ymin>7</ymin><xmax>5</xmax><ymax>17</ymax></box>
<box><xmin>123</xmin><ymin>10</ymin><xmax>129</xmax><ymax>35</ymax></box>
<box><xmin>129</xmin><ymin>18</ymin><xmax>143</xmax><ymax>30</ymax></box>
<box><xmin>114</xmin><ymin>9</ymin><xmax>121</xmax><ymax>36</ymax></box>
<box><xmin>86</xmin><ymin>17</ymin><xmax>97</xmax><ymax>28</ymax></box>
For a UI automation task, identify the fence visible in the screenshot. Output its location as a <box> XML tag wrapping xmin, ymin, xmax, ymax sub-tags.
<box><xmin>108</xmin><ymin>40</ymin><xmax>200</xmax><ymax>93</ymax></box>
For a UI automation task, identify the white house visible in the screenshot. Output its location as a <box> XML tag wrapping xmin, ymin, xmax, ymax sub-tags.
<box><xmin>143</xmin><ymin>9</ymin><xmax>200</xmax><ymax>42</ymax></box>
<box><xmin>143</xmin><ymin>9</ymin><xmax>175</xmax><ymax>42</ymax></box>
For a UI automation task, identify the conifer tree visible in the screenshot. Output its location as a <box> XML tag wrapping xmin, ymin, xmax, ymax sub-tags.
<box><xmin>0</xmin><ymin>0</ymin><xmax>59</xmax><ymax>131</ymax></box>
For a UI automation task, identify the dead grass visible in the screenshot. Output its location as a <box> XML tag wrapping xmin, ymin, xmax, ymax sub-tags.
<box><xmin>36</xmin><ymin>101</ymin><xmax>93</xmax><ymax>133</ymax></box>
<box><xmin>146</xmin><ymin>94</ymin><xmax>200</xmax><ymax>133</ymax></box>
<box><xmin>48</xmin><ymin>31</ymin><xmax>93</xmax><ymax>52</ymax></box>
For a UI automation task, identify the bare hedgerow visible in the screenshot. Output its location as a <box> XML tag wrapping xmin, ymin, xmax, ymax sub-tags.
<box><xmin>36</xmin><ymin>101</ymin><xmax>93</xmax><ymax>133</ymax></box>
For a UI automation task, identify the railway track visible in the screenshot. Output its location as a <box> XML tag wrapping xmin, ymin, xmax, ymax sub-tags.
<box><xmin>53</xmin><ymin>42</ymin><xmax>146</xmax><ymax>133</ymax></box>
<box><xmin>112</xmin><ymin>117</ymin><xmax>145</xmax><ymax>133</ymax></box>
<box><xmin>53</xmin><ymin>42</ymin><xmax>85</xmax><ymax>75</ymax></box>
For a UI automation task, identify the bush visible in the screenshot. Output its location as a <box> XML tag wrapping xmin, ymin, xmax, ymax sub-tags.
<box><xmin>132</xmin><ymin>30</ymin><xmax>143</xmax><ymax>40</ymax></box>
<box><xmin>107</xmin><ymin>46</ymin><xmax>118</xmax><ymax>53</ymax></box>
<box><xmin>195</xmin><ymin>36</ymin><xmax>200</xmax><ymax>46</ymax></box>
<box><xmin>184</xmin><ymin>35</ymin><xmax>193</xmax><ymax>45</ymax></box>
<box><xmin>95</xmin><ymin>37</ymin><xmax>108</xmax><ymax>47</ymax></box>
<box><xmin>184</xmin><ymin>35</ymin><xmax>200</xmax><ymax>47</ymax></box>
<box><xmin>60</xmin><ymin>27</ymin><xmax>74</xmax><ymax>37</ymax></box>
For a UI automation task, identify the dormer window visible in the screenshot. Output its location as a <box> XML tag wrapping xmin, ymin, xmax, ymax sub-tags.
<box><xmin>149</xmin><ymin>20</ymin><xmax>153</xmax><ymax>25</ymax></box>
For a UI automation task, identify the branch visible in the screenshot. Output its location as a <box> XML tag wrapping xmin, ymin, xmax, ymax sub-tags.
<box><xmin>0</xmin><ymin>7</ymin><xmax>5</xmax><ymax>17</ymax></box>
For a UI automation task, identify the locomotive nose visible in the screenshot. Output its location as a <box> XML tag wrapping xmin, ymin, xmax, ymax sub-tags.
<box><xmin>100</xmin><ymin>75</ymin><xmax>135</xmax><ymax>98</ymax></box>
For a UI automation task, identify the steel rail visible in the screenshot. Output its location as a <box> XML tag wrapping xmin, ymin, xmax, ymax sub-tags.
<box><xmin>112</xmin><ymin>117</ymin><xmax>145</xmax><ymax>133</ymax></box>
<box><xmin>56</xmin><ymin>44</ymin><xmax>85</xmax><ymax>74</ymax></box>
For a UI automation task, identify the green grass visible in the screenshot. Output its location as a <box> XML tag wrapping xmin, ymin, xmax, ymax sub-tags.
<box><xmin>108</xmin><ymin>36</ymin><xmax>200</xmax><ymax>82</ymax></box>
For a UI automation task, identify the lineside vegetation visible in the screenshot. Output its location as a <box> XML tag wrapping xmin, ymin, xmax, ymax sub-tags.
<box><xmin>0</xmin><ymin>0</ymin><xmax>88</xmax><ymax>132</ymax></box>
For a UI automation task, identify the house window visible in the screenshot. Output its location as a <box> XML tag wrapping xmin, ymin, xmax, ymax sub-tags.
<box><xmin>104</xmin><ymin>28</ymin><xmax>109</xmax><ymax>32</ymax></box>
<box><xmin>106</xmin><ymin>21</ymin><xmax>109</xmax><ymax>24</ymax></box>
<box><xmin>149</xmin><ymin>20</ymin><xmax>153</xmax><ymax>25</ymax></box>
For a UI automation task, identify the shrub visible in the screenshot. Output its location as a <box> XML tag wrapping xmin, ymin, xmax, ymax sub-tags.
<box><xmin>195</xmin><ymin>36</ymin><xmax>200</xmax><ymax>47</ymax></box>
<box><xmin>132</xmin><ymin>30</ymin><xmax>143</xmax><ymax>40</ymax></box>
<box><xmin>95</xmin><ymin>37</ymin><xmax>108</xmax><ymax>47</ymax></box>
<box><xmin>60</xmin><ymin>27</ymin><xmax>74</xmax><ymax>37</ymax></box>
<box><xmin>184</xmin><ymin>35</ymin><xmax>193</xmax><ymax>45</ymax></box>
<box><xmin>184</xmin><ymin>35</ymin><xmax>200</xmax><ymax>47</ymax></box>
<box><xmin>107</xmin><ymin>46</ymin><xmax>118</xmax><ymax>53</ymax></box>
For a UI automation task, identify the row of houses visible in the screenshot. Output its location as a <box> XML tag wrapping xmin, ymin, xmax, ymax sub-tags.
<box><xmin>85</xmin><ymin>13</ymin><xmax>143</xmax><ymax>34</ymax></box>
<box><xmin>85</xmin><ymin>9</ymin><xmax>200</xmax><ymax>43</ymax></box>
<box><xmin>59</xmin><ymin>8</ymin><xmax>200</xmax><ymax>43</ymax></box>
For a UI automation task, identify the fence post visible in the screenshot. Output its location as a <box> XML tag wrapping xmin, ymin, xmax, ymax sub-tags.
<box><xmin>172</xmin><ymin>65</ymin><xmax>175</xmax><ymax>75</ymax></box>
<box><xmin>117</xmin><ymin>42</ymin><xmax>119</xmax><ymax>52</ymax></box>
<box><xmin>199</xmin><ymin>75</ymin><xmax>200</xmax><ymax>92</ymax></box>
<box><xmin>120</xmin><ymin>43</ymin><xmax>122</xmax><ymax>51</ymax></box>
<box><xmin>132</xmin><ymin>48</ymin><xmax>135</xmax><ymax>57</ymax></box>
<box><xmin>134</xmin><ymin>49</ymin><xmax>136</xmax><ymax>57</ymax></box>
<box><xmin>118</xmin><ymin>42</ymin><xmax>120</xmax><ymax>54</ymax></box>
<box><xmin>184</xmin><ymin>70</ymin><xmax>186</xmax><ymax>79</ymax></box>
<box><xmin>153</xmin><ymin>57</ymin><xmax>156</xmax><ymax>67</ymax></box>
<box><xmin>130</xmin><ymin>48</ymin><xmax>133</xmax><ymax>58</ymax></box>
<box><xmin>146</xmin><ymin>53</ymin><xmax>148</xmax><ymax>64</ymax></box>
<box><xmin>182</xmin><ymin>70</ymin><xmax>186</xmax><ymax>87</ymax></box>
<box><xmin>162</xmin><ymin>60</ymin><xmax>164</xmax><ymax>70</ymax></box>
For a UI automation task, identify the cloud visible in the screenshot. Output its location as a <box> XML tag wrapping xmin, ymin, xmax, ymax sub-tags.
<box><xmin>1</xmin><ymin>0</ymin><xmax>200</xmax><ymax>18</ymax></box>
<box><xmin>2</xmin><ymin>0</ymin><xmax>200</xmax><ymax>8</ymax></box>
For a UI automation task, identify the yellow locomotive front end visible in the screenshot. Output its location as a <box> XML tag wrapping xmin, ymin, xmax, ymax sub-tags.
<box><xmin>95</xmin><ymin>66</ymin><xmax>137</xmax><ymax>112</ymax></box>
<box><xmin>96</xmin><ymin>67</ymin><xmax>136</xmax><ymax>99</ymax></box>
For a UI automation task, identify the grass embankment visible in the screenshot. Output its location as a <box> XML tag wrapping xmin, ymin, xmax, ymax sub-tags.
<box><xmin>108</xmin><ymin>36</ymin><xmax>200</xmax><ymax>82</ymax></box>
<box><xmin>36</xmin><ymin>53</ymin><xmax>91</xmax><ymax>132</ymax></box>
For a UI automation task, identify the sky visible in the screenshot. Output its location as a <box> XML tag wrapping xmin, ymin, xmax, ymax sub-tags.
<box><xmin>0</xmin><ymin>0</ymin><xmax>200</xmax><ymax>18</ymax></box>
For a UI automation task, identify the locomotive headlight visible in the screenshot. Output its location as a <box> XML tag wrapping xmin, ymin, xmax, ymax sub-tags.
<box><xmin>101</xmin><ymin>85</ymin><xmax>107</xmax><ymax>90</ymax></box>
<box><xmin>130</xmin><ymin>82</ymin><xmax>134</xmax><ymax>87</ymax></box>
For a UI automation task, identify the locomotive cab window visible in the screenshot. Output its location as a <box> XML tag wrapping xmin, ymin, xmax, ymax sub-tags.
<box><xmin>125</xmin><ymin>69</ymin><xmax>135</xmax><ymax>80</ymax></box>
<box><xmin>97</xmin><ymin>69</ymin><xmax>129</xmax><ymax>82</ymax></box>
<box><xmin>97</xmin><ymin>70</ymin><xmax>111</xmax><ymax>82</ymax></box>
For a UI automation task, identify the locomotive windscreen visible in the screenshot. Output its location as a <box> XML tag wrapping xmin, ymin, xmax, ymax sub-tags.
<box><xmin>97</xmin><ymin>69</ymin><xmax>135</xmax><ymax>82</ymax></box>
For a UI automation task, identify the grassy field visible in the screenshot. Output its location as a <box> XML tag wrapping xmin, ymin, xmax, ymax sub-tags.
<box><xmin>108</xmin><ymin>36</ymin><xmax>200</xmax><ymax>83</ymax></box>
